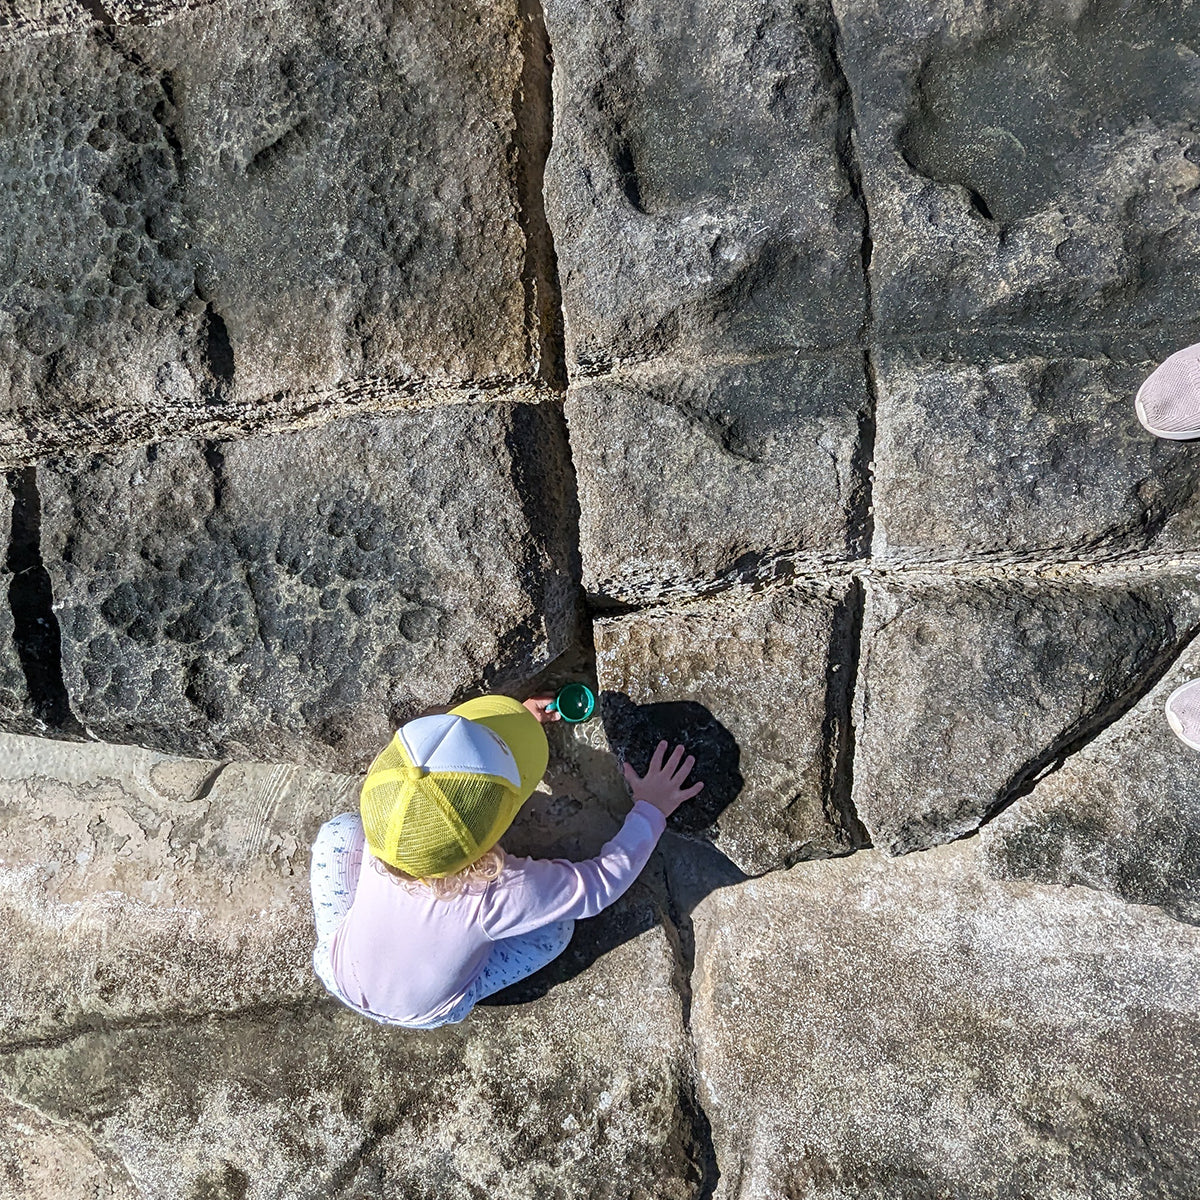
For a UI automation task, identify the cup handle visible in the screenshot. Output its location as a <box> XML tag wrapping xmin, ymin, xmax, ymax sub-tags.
<box><xmin>545</xmin><ymin>700</ymin><xmax>558</xmax><ymax>713</ymax></box>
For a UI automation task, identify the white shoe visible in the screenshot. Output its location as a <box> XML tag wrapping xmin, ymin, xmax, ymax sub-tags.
<box><xmin>1135</xmin><ymin>343</ymin><xmax>1200</xmax><ymax>440</ymax></box>
<box><xmin>1165</xmin><ymin>678</ymin><xmax>1200</xmax><ymax>751</ymax></box>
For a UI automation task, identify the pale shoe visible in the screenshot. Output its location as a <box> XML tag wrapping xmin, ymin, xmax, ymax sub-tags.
<box><xmin>1135</xmin><ymin>343</ymin><xmax>1200</xmax><ymax>440</ymax></box>
<box><xmin>1165</xmin><ymin>678</ymin><xmax>1200</xmax><ymax>752</ymax></box>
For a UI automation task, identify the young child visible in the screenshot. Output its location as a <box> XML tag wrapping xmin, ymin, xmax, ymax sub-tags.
<box><xmin>309</xmin><ymin>693</ymin><xmax>702</xmax><ymax>1028</ymax></box>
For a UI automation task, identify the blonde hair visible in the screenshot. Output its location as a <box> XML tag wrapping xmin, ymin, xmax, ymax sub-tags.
<box><xmin>372</xmin><ymin>844</ymin><xmax>507</xmax><ymax>900</ymax></box>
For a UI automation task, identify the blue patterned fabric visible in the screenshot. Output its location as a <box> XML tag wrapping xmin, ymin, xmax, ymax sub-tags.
<box><xmin>309</xmin><ymin>813</ymin><xmax>574</xmax><ymax>1028</ymax></box>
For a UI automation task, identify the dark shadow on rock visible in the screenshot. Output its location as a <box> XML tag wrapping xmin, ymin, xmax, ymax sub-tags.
<box><xmin>599</xmin><ymin>690</ymin><xmax>743</xmax><ymax>839</ymax></box>
<box><xmin>479</xmin><ymin>692</ymin><xmax>746</xmax><ymax>1008</ymax></box>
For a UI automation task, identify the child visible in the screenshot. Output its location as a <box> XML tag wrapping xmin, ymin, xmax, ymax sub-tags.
<box><xmin>309</xmin><ymin>693</ymin><xmax>703</xmax><ymax>1027</ymax></box>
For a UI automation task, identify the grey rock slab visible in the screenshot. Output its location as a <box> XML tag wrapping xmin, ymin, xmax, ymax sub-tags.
<box><xmin>0</xmin><ymin>0</ymin><xmax>528</xmax><ymax>450</ymax></box>
<box><xmin>0</xmin><ymin>730</ymin><xmax>357</xmax><ymax>1041</ymax></box>
<box><xmin>982</xmin><ymin>632</ymin><xmax>1200</xmax><ymax>923</ymax></box>
<box><xmin>832</xmin><ymin>0</ymin><xmax>1200</xmax><ymax>337</ymax></box>
<box><xmin>567</xmin><ymin>352</ymin><xmax>870</xmax><ymax>604</ymax></box>
<box><xmin>40</xmin><ymin>401</ymin><xmax>578</xmax><ymax>769</ymax></box>
<box><xmin>852</xmin><ymin>572</ymin><xmax>1200</xmax><ymax>854</ymax></box>
<box><xmin>0</xmin><ymin>916</ymin><xmax>703</xmax><ymax>1199</ymax></box>
<box><xmin>872</xmin><ymin>348</ymin><xmax>1200</xmax><ymax>561</ymax></box>
<box><xmin>691</xmin><ymin>839</ymin><xmax>1200</xmax><ymax>1200</ymax></box>
<box><xmin>543</xmin><ymin>0</ymin><xmax>866</xmax><ymax>372</ymax></box>
<box><xmin>594</xmin><ymin>582</ymin><xmax>860</xmax><ymax>875</ymax></box>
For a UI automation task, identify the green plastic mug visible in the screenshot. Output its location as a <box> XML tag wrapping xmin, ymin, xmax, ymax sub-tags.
<box><xmin>546</xmin><ymin>682</ymin><xmax>596</xmax><ymax>723</ymax></box>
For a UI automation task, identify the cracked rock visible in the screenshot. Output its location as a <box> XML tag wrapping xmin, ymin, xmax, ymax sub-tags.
<box><xmin>0</xmin><ymin>0</ymin><xmax>528</xmax><ymax>454</ymax></box>
<box><xmin>0</xmin><ymin>908</ymin><xmax>703</xmax><ymax>1199</ymax></box>
<box><xmin>39</xmin><ymin>402</ymin><xmax>578</xmax><ymax>769</ymax></box>
<box><xmin>567</xmin><ymin>353</ymin><xmax>870</xmax><ymax>604</ymax></box>
<box><xmin>691</xmin><ymin>840</ymin><xmax>1200</xmax><ymax>1199</ymax></box>
<box><xmin>832</xmin><ymin>0</ymin><xmax>1200</xmax><ymax>338</ymax></box>
<box><xmin>853</xmin><ymin>573</ymin><xmax>1200</xmax><ymax>854</ymax></box>
<box><xmin>543</xmin><ymin>0</ymin><xmax>866</xmax><ymax>372</ymax></box>
<box><xmin>872</xmin><ymin>349</ymin><xmax>1200</xmax><ymax>561</ymax></box>
<box><xmin>982</xmin><ymin>633</ymin><xmax>1200</xmax><ymax>923</ymax></box>
<box><xmin>0</xmin><ymin>486</ymin><xmax>33</xmax><ymax>727</ymax></box>
<box><xmin>595</xmin><ymin>582</ymin><xmax>859</xmax><ymax>874</ymax></box>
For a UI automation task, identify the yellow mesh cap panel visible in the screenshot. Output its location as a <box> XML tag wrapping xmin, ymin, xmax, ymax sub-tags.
<box><xmin>391</xmin><ymin>774</ymin><xmax>518</xmax><ymax>878</ymax></box>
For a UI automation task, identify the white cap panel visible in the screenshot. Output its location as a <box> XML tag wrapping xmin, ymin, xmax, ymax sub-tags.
<box><xmin>397</xmin><ymin>714</ymin><xmax>521</xmax><ymax>788</ymax></box>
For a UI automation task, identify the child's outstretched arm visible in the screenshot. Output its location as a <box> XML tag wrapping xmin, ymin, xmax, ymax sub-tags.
<box><xmin>479</xmin><ymin>741</ymin><xmax>703</xmax><ymax>941</ymax></box>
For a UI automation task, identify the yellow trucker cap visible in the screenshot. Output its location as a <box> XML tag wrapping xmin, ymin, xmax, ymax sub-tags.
<box><xmin>360</xmin><ymin>696</ymin><xmax>548</xmax><ymax>878</ymax></box>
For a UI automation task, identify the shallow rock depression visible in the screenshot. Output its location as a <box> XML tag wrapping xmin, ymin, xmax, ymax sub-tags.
<box><xmin>2</xmin><ymin>0</ymin><xmax>1200</xmax><ymax>1196</ymax></box>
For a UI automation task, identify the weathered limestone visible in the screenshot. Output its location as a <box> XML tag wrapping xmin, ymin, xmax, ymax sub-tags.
<box><xmin>833</xmin><ymin>0</ymin><xmax>1200</xmax><ymax>338</ymax></box>
<box><xmin>0</xmin><ymin>731</ymin><xmax>704</xmax><ymax>1200</ymax></box>
<box><xmin>39</xmin><ymin>402</ymin><xmax>578</xmax><ymax>769</ymax></box>
<box><xmin>852</xmin><ymin>572</ymin><xmax>1200</xmax><ymax>854</ymax></box>
<box><xmin>0</xmin><ymin>972</ymin><xmax>704</xmax><ymax>1200</ymax></box>
<box><xmin>543</xmin><ymin>0</ymin><xmax>865</xmax><ymax>371</ymax></box>
<box><xmin>982</xmin><ymin>633</ymin><xmax>1200</xmax><ymax>923</ymax></box>
<box><xmin>0</xmin><ymin>0</ymin><xmax>529</xmax><ymax>459</ymax></box>
<box><xmin>595</xmin><ymin>582</ymin><xmax>860</xmax><ymax>875</ymax></box>
<box><xmin>567</xmin><ymin>353</ymin><xmax>869</xmax><ymax>604</ymax></box>
<box><xmin>873</xmin><ymin>350</ymin><xmax>1200</xmax><ymax>561</ymax></box>
<box><xmin>691</xmin><ymin>841</ymin><xmax>1200</xmax><ymax>1199</ymax></box>
<box><xmin>0</xmin><ymin>733</ymin><xmax>352</xmax><ymax>1040</ymax></box>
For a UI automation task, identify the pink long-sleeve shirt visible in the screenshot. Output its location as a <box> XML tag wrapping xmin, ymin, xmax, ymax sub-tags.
<box><xmin>329</xmin><ymin>800</ymin><xmax>667</xmax><ymax>1024</ymax></box>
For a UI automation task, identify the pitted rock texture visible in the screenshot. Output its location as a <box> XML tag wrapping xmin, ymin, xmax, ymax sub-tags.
<box><xmin>542</xmin><ymin>0</ymin><xmax>866</xmax><ymax>372</ymax></box>
<box><xmin>39</xmin><ymin>402</ymin><xmax>578</xmax><ymax>769</ymax></box>
<box><xmin>873</xmin><ymin>349</ymin><xmax>1200</xmax><ymax>561</ymax></box>
<box><xmin>982</xmin><ymin>633</ymin><xmax>1200</xmax><ymax>923</ymax></box>
<box><xmin>594</xmin><ymin>582</ymin><xmax>860</xmax><ymax>874</ymax></box>
<box><xmin>0</xmin><ymin>0</ymin><xmax>528</xmax><ymax>458</ymax></box>
<box><xmin>690</xmin><ymin>841</ymin><xmax>1200</xmax><ymax>1200</ymax></box>
<box><xmin>852</xmin><ymin>572</ymin><xmax>1200</xmax><ymax>855</ymax></box>
<box><xmin>833</xmin><ymin>0</ymin><xmax>1200</xmax><ymax>338</ymax></box>
<box><xmin>567</xmin><ymin>353</ymin><xmax>869</xmax><ymax>604</ymax></box>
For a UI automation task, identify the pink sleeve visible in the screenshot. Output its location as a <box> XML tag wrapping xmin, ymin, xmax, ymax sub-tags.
<box><xmin>479</xmin><ymin>800</ymin><xmax>668</xmax><ymax>940</ymax></box>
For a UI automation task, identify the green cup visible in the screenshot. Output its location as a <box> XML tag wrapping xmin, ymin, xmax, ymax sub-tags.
<box><xmin>546</xmin><ymin>682</ymin><xmax>596</xmax><ymax>723</ymax></box>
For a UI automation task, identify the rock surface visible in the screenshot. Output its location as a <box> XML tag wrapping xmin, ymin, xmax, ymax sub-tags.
<box><xmin>567</xmin><ymin>353</ymin><xmax>869</xmax><ymax>604</ymax></box>
<box><xmin>543</xmin><ymin>0</ymin><xmax>866</xmax><ymax>372</ymax></box>
<box><xmin>852</xmin><ymin>571</ymin><xmax>1200</xmax><ymax>854</ymax></box>
<box><xmin>0</xmin><ymin>0</ymin><xmax>529</xmax><ymax>459</ymax></box>
<box><xmin>982</xmin><ymin>632</ymin><xmax>1200</xmax><ymax>923</ymax></box>
<box><xmin>690</xmin><ymin>839</ymin><xmax>1200</xmax><ymax>1200</ymax></box>
<box><xmin>594</xmin><ymin>582</ymin><xmax>861</xmax><ymax>875</ymax></box>
<box><xmin>5</xmin><ymin>0</ymin><xmax>1200</xmax><ymax>1196</ymax></box>
<box><xmin>39</xmin><ymin>402</ymin><xmax>578</xmax><ymax>769</ymax></box>
<box><xmin>833</xmin><ymin>0</ymin><xmax>1200</xmax><ymax>338</ymax></box>
<box><xmin>0</xmin><ymin>486</ymin><xmax>32</xmax><ymax>727</ymax></box>
<box><xmin>0</xmin><ymin>730</ymin><xmax>708</xmax><ymax>1199</ymax></box>
<box><xmin>872</xmin><ymin>349</ymin><xmax>1200</xmax><ymax>561</ymax></box>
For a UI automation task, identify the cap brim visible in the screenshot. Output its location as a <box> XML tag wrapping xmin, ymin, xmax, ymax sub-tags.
<box><xmin>449</xmin><ymin>695</ymin><xmax>548</xmax><ymax>803</ymax></box>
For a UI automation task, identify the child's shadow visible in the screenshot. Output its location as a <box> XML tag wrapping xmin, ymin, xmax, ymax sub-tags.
<box><xmin>479</xmin><ymin>692</ymin><xmax>747</xmax><ymax>1007</ymax></box>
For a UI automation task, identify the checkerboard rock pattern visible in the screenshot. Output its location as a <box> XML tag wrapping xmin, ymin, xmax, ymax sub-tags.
<box><xmin>2</xmin><ymin>0</ymin><xmax>1200</xmax><ymax>1196</ymax></box>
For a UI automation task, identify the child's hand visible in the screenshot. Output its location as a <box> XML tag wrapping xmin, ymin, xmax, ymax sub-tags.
<box><xmin>522</xmin><ymin>695</ymin><xmax>562</xmax><ymax>724</ymax></box>
<box><xmin>622</xmin><ymin>740</ymin><xmax>704</xmax><ymax>818</ymax></box>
